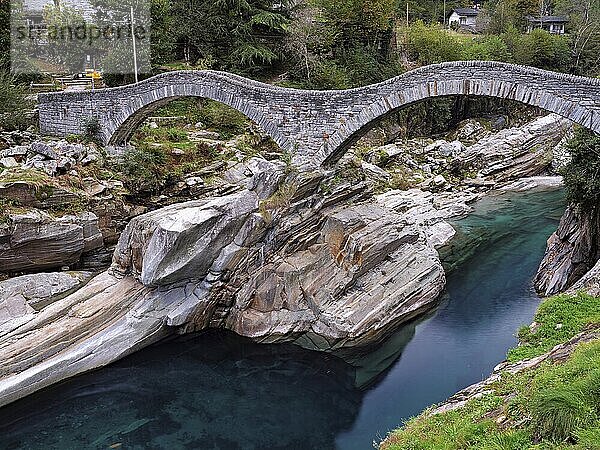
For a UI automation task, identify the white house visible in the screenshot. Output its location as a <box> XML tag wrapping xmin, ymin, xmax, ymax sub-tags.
<box><xmin>448</xmin><ymin>8</ymin><xmax>479</xmax><ymax>29</ymax></box>
<box><xmin>526</xmin><ymin>16</ymin><xmax>568</xmax><ymax>34</ymax></box>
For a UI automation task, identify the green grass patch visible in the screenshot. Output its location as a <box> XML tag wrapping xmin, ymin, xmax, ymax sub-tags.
<box><xmin>148</xmin><ymin>98</ymin><xmax>250</xmax><ymax>139</ymax></box>
<box><xmin>508</xmin><ymin>292</ymin><xmax>600</xmax><ymax>362</ymax></box>
<box><xmin>0</xmin><ymin>168</ymin><xmax>55</xmax><ymax>185</ymax></box>
<box><xmin>382</xmin><ymin>338</ymin><xmax>600</xmax><ymax>450</ymax></box>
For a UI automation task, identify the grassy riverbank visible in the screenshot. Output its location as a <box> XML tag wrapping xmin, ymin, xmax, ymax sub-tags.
<box><xmin>380</xmin><ymin>292</ymin><xmax>600</xmax><ymax>450</ymax></box>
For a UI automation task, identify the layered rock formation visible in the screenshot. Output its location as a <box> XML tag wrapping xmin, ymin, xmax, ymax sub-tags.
<box><xmin>0</xmin><ymin>271</ymin><xmax>93</xmax><ymax>330</ymax></box>
<box><xmin>461</xmin><ymin>114</ymin><xmax>571</xmax><ymax>181</ymax></box>
<box><xmin>363</xmin><ymin>113</ymin><xmax>571</xmax><ymax>191</ymax></box>
<box><xmin>0</xmin><ymin>157</ymin><xmax>463</xmax><ymax>406</ymax></box>
<box><xmin>535</xmin><ymin>205</ymin><xmax>600</xmax><ymax>296</ymax></box>
<box><xmin>0</xmin><ymin>210</ymin><xmax>104</xmax><ymax>272</ymax></box>
<box><xmin>0</xmin><ymin>113</ymin><xmax>573</xmax><ymax>407</ymax></box>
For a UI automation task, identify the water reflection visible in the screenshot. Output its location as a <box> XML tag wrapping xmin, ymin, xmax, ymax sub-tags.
<box><xmin>0</xmin><ymin>331</ymin><xmax>363</xmax><ymax>450</ymax></box>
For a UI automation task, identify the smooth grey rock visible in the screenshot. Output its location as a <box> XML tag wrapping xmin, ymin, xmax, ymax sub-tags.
<box><xmin>425</xmin><ymin>140</ymin><xmax>465</xmax><ymax>158</ymax></box>
<box><xmin>0</xmin><ymin>271</ymin><xmax>93</xmax><ymax>327</ymax></box>
<box><xmin>26</xmin><ymin>159</ymin><xmax>58</xmax><ymax>176</ymax></box>
<box><xmin>376</xmin><ymin>189</ymin><xmax>475</xmax><ymax>248</ymax></box>
<box><xmin>222</xmin><ymin>157</ymin><xmax>287</xmax><ymax>199</ymax></box>
<box><xmin>0</xmin><ymin>157</ymin><xmax>18</xmax><ymax>168</ymax></box>
<box><xmin>0</xmin><ymin>210</ymin><xmax>103</xmax><ymax>272</ymax></box>
<box><xmin>448</xmin><ymin>119</ymin><xmax>488</xmax><ymax>143</ymax></box>
<box><xmin>30</xmin><ymin>141</ymin><xmax>58</xmax><ymax>160</ymax></box>
<box><xmin>499</xmin><ymin>176</ymin><xmax>563</xmax><ymax>192</ymax></box>
<box><xmin>113</xmin><ymin>190</ymin><xmax>259</xmax><ymax>286</ymax></box>
<box><xmin>567</xmin><ymin>258</ymin><xmax>600</xmax><ymax>297</ymax></box>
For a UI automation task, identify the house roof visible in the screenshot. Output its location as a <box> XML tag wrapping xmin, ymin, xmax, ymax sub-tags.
<box><xmin>526</xmin><ymin>15</ymin><xmax>569</xmax><ymax>23</ymax></box>
<box><xmin>452</xmin><ymin>8</ymin><xmax>480</xmax><ymax>17</ymax></box>
<box><xmin>22</xmin><ymin>0</ymin><xmax>94</xmax><ymax>18</ymax></box>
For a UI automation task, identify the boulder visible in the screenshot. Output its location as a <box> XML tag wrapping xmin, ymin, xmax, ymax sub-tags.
<box><xmin>448</xmin><ymin>119</ymin><xmax>488</xmax><ymax>143</ymax></box>
<box><xmin>376</xmin><ymin>188</ymin><xmax>475</xmax><ymax>248</ymax></box>
<box><xmin>0</xmin><ymin>210</ymin><xmax>104</xmax><ymax>273</ymax></box>
<box><xmin>361</xmin><ymin>160</ymin><xmax>391</xmax><ymax>182</ymax></box>
<box><xmin>424</xmin><ymin>140</ymin><xmax>466</xmax><ymax>158</ymax></box>
<box><xmin>222</xmin><ymin>157</ymin><xmax>287</xmax><ymax>199</ymax></box>
<box><xmin>0</xmin><ymin>157</ymin><xmax>18</xmax><ymax>168</ymax></box>
<box><xmin>30</xmin><ymin>141</ymin><xmax>58</xmax><ymax>160</ymax></box>
<box><xmin>112</xmin><ymin>190</ymin><xmax>259</xmax><ymax>286</ymax></box>
<box><xmin>0</xmin><ymin>146</ymin><xmax>28</xmax><ymax>159</ymax></box>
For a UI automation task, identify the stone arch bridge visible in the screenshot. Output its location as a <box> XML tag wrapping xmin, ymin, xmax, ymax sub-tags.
<box><xmin>38</xmin><ymin>61</ymin><xmax>600</xmax><ymax>169</ymax></box>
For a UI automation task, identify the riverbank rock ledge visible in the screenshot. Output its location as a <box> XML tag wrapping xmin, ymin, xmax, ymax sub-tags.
<box><xmin>0</xmin><ymin>210</ymin><xmax>104</xmax><ymax>272</ymax></box>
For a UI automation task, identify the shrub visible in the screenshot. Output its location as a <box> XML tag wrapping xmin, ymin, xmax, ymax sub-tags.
<box><xmin>530</xmin><ymin>386</ymin><xmax>596</xmax><ymax>442</ymax></box>
<box><xmin>308</xmin><ymin>60</ymin><xmax>352</xmax><ymax>90</ymax></box>
<box><xmin>461</xmin><ymin>36</ymin><xmax>511</xmax><ymax>62</ymax></box>
<box><xmin>83</xmin><ymin>117</ymin><xmax>101</xmax><ymax>142</ymax></box>
<box><xmin>562</xmin><ymin>128</ymin><xmax>600</xmax><ymax>211</ymax></box>
<box><xmin>405</xmin><ymin>21</ymin><xmax>463</xmax><ymax>65</ymax></box>
<box><xmin>119</xmin><ymin>144</ymin><xmax>168</xmax><ymax>194</ymax></box>
<box><xmin>511</xmin><ymin>29</ymin><xmax>571</xmax><ymax>72</ymax></box>
<box><xmin>0</xmin><ymin>72</ymin><xmax>32</xmax><ymax>130</ymax></box>
<box><xmin>197</xmin><ymin>100</ymin><xmax>249</xmax><ymax>138</ymax></box>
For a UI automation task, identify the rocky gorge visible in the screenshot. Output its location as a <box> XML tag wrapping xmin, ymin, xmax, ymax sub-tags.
<box><xmin>0</xmin><ymin>111</ymin><xmax>581</xmax><ymax>408</ymax></box>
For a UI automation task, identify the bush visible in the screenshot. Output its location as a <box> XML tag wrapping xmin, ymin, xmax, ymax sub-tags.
<box><xmin>0</xmin><ymin>72</ymin><xmax>33</xmax><ymax>130</ymax></box>
<box><xmin>119</xmin><ymin>144</ymin><xmax>168</xmax><ymax>194</ymax></box>
<box><xmin>197</xmin><ymin>100</ymin><xmax>249</xmax><ymax>137</ymax></box>
<box><xmin>405</xmin><ymin>21</ymin><xmax>463</xmax><ymax>65</ymax></box>
<box><xmin>83</xmin><ymin>117</ymin><xmax>101</xmax><ymax>142</ymax></box>
<box><xmin>511</xmin><ymin>29</ymin><xmax>571</xmax><ymax>72</ymax></box>
<box><xmin>461</xmin><ymin>36</ymin><xmax>510</xmax><ymax>62</ymax></box>
<box><xmin>562</xmin><ymin>128</ymin><xmax>600</xmax><ymax>210</ymax></box>
<box><xmin>530</xmin><ymin>387</ymin><xmax>596</xmax><ymax>442</ymax></box>
<box><xmin>308</xmin><ymin>60</ymin><xmax>353</xmax><ymax>90</ymax></box>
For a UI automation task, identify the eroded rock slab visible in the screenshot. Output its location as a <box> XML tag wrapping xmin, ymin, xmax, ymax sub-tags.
<box><xmin>0</xmin><ymin>210</ymin><xmax>103</xmax><ymax>273</ymax></box>
<box><xmin>463</xmin><ymin>114</ymin><xmax>571</xmax><ymax>181</ymax></box>
<box><xmin>0</xmin><ymin>271</ymin><xmax>93</xmax><ymax>330</ymax></box>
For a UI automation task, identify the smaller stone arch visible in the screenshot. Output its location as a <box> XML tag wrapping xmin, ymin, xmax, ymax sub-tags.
<box><xmin>38</xmin><ymin>71</ymin><xmax>295</xmax><ymax>153</ymax></box>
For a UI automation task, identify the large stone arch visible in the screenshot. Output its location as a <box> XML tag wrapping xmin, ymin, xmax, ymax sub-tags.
<box><xmin>310</xmin><ymin>62</ymin><xmax>600</xmax><ymax>167</ymax></box>
<box><xmin>38</xmin><ymin>62</ymin><xmax>600</xmax><ymax>170</ymax></box>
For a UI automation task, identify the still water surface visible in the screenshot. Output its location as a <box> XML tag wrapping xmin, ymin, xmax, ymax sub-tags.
<box><xmin>0</xmin><ymin>188</ymin><xmax>566</xmax><ymax>450</ymax></box>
